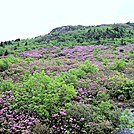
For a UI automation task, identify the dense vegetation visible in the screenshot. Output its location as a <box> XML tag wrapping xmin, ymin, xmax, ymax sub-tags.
<box><xmin>0</xmin><ymin>22</ymin><xmax>134</xmax><ymax>134</ymax></box>
<box><xmin>1</xmin><ymin>22</ymin><xmax>134</xmax><ymax>56</ymax></box>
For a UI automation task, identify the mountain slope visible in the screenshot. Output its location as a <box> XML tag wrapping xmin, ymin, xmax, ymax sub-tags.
<box><xmin>0</xmin><ymin>22</ymin><xmax>134</xmax><ymax>56</ymax></box>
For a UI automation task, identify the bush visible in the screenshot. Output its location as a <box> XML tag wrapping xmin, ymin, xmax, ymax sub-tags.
<box><xmin>25</xmin><ymin>57</ymin><xmax>35</xmax><ymax>63</ymax></box>
<box><xmin>129</xmin><ymin>49</ymin><xmax>134</xmax><ymax>58</ymax></box>
<box><xmin>102</xmin><ymin>58</ymin><xmax>109</xmax><ymax>65</ymax></box>
<box><xmin>0</xmin><ymin>59</ymin><xmax>9</xmax><ymax>71</ymax></box>
<box><xmin>0</xmin><ymin>78</ymin><xmax>14</xmax><ymax>92</ymax></box>
<box><xmin>79</xmin><ymin>59</ymin><xmax>98</xmax><ymax>73</ymax></box>
<box><xmin>0</xmin><ymin>91</ymin><xmax>39</xmax><ymax>134</ymax></box>
<box><xmin>106</xmin><ymin>73</ymin><xmax>134</xmax><ymax>100</ymax></box>
<box><xmin>0</xmin><ymin>55</ymin><xmax>21</xmax><ymax>72</ymax></box>
<box><xmin>60</xmin><ymin>71</ymin><xmax>78</xmax><ymax>85</ymax></box>
<box><xmin>111</xmin><ymin>59</ymin><xmax>126</xmax><ymax>71</ymax></box>
<box><xmin>119</xmin><ymin>109</ymin><xmax>134</xmax><ymax>128</ymax></box>
<box><xmin>0</xmin><ymin>48</ymin><xmax>5</xmax><ymax>56</ymax></box>
<box><xmin>12</xmin><ymin>70</ymin><xmax>76</xmax><ymax>118</ymax></box>
<box><xmin>68</xmin><ymin>68</ymin><xmax>86</xmax><ymax>79</ymax></box>
<box><xmin>31</xmin><ymin>122</ymin><xmax>53</xmax><ymax>134</ymax></box>
<box><xmin>50</xmin><ymin>102</ymin><xmax>121</xmax><ymax>134</ymax></box>
<box><xmin>93</xmin><ymin>48</ymin><xmax>100</xmax><ymax>56</ymax></box>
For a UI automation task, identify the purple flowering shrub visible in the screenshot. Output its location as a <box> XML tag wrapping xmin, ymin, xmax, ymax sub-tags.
<box><xmin>50</xmin><ymin>102</ymin><xmax>121</xmax><ymax>134</ymax></box>
<box><xmin>106</xmin><ymin>72</ymin><xmax>134</xmax><ymax>101</ymax></box>
<box><xmin>0</xmin><ymin>43</ymin><xmax>134</xmax><ymax>133</ymax></box>
<box><xmin>0</xmin><ymin>91</ymin><xmax>40</xmax><ymax>134</ymax></box>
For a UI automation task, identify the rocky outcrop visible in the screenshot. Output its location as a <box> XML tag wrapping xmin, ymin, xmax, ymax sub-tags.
<box><xmin>50</xmin><ymin>26</ymin><xmax>74</xmax><ymax>33</ymax></box>
<box><xmin>50</xmin><ymin>25</ymin><xmax>85</xmax><ymax>33</ymax></box>
<box><xmin>116</xmin><ymin>128</ymin><xmax>134</xmax><ymax>134</ymax></box>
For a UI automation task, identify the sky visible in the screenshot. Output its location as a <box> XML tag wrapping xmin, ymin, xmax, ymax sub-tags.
<box><xmin>0</xmin><ymin>0</ymin><xmax>134</xmax><ymax>42</ymax></box>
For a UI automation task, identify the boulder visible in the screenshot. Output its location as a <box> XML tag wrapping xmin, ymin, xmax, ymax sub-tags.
<box><xmin>116</xmin><ymin>128</ymin><xmax>134</xmax><ymax>134</ymax></box>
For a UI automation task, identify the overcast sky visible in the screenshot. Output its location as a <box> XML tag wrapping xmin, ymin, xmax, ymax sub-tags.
<box><xmin>0</xmin><ymin>0</ymin><xmax>134</xmax><ymax>41</ymax></box>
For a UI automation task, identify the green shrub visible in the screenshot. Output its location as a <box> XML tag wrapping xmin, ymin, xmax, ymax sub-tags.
<box><xmin>31</xmin><ymin>122</ymin><xmax>53</xmax><ymax>134</ymax></box>
<box><xmin>79</xmin><ymin>59</ymin><xmax>99</xmax><ymax>73</ymax></box>
<box><xmin>55</xmin><ymin>59</ymin><xmax>62</xmax><ymax>65</ymax></box>
<box><xmin>58</xmin><ymin>102</ymin><xmax>121</xmax><ymax>134</ymax></box>
<box><xmin>68</xmin><ymin>68</ymin><xmax>86</xmax><ymax>79</ymax></box>
<box><xmin>102</xmin><ymin>58</ymin><xmax>109</xmax><ymax>65</ymax></box>
<box><xmin>111</xmin><ymin>59</ymin><xmax>126</xmax><ymax>71</ymax></box>
<box><xmin>113</xmin><ymin>51</ymin><xmax>119</xmax><ymax>55</ymax></box>
<box><xmin>122</xmin><ymin>79</ymin><xmax>134</xmax><ymax>100</ymax></box>
<box><xmin>119</xmin><ymin>109</ymin><xmax>134</xmax><ymax>128</ymax></box>
<box><xmin>96</xmin><ymin>91</ymin><xmax>110</xmax><ymax>101</ymax></box>
<box><xmin>96</xmin><ymin>56</ymin><xmax>103</xmax><ymax>61</ymax></box>
<box><xmin>60</xmin><ymin>71</ymin><xmax>78</xmax><ymax>86</ymax></box>
<box><xmin>0</xmin><ymin>48</ymin><xmax>5</xmax><ymax>56</ymax></box>
<box><xmin>25</xmin><ymin>57</ymin><xmax>35</xmax><ymax>63</ymax></box>
<box><xmin>12</xmin><ymin>70</ymin><xmax>76</xmax><ymax>118</ymax></box>
<box><xmin>0</xmin><ymin>78</ymin><xmax>14</xmax><ymax>92</ymax></box>
<box><xmin>32</xmin><ymin>65</ymin><xmax>38</xmax><ymax>71</ymax></box>
<box><xmin>55</xmin><ymin>48</ymin><xmax>62</xmax><ymax>53</ymax></box>
<box><xmin>0</xmin><ymin>55</ymin><xmax>21</xmax><ymax>71</ymax></box>
<box><xmin>93</xmin><ymin>48</ymin><xmax>100</xmax><ymax>56</ymax></box>
<box><xmin>129</xmin><ymin>49</ymin><xmax>134</xmax><ymax>58</ymax></box>
<box><xmin>0</xmin><ymin>59</ymin><xmax>9</xmax><ymax>71</ymax></box>
<box><xmin>107</xmin><ymin>73</ymin><xmax>134</xmax><ymax>100</ymax></box>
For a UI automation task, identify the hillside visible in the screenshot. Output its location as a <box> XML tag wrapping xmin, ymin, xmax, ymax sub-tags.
<box><xmin>1</xmin><ymin>22</ymin><xmax>134</xmax><ymax>56</ymax></box>
<box><xmin>0</xmin><ymin>23</ymin><xmax>134</xmax><ymax>134</ymax></box>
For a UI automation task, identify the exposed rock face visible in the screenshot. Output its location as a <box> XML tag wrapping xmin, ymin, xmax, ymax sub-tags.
<box><xmin>116</xmin><ymin>128</ymin><xmax>134</xmax><ymax>134</ymax></box>
<box><xmin>50</xmin><ymin>26</ymin><xmax>73</xmax><ymax>33</ymax></box>
<box><xmin>50</xmin><ymin>25</ymin><xmax>85</xmax><ymax>33</ymax></box>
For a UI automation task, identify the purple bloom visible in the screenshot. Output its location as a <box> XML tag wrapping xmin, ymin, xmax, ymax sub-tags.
<box><xmin>52</xmin><ymin>125</ymin><xmax>56</xmax><ymax>129</ymax></box>
<box><xmin>89</xmin><ymin>122</ymin><xmax>94</xmax><ymax>125</ymax></box>
<box><xmin>59</xmin><ymin>109</ymin><xmax>66</xmax><ymax>115</ymax></box>
<box><xmin>60</xmin><ymin>111</ymin><xmax>66</xmax><ymax>115</ymax></box>
<box><xmin>80</xmin><ymin>118</ymin><xmax>85</xmax><ymax>121</ymax></box>
<box><xmin>52</xmin><ymin>113</ymin><xmax>59</xmax><ymax>117</ymax></box>
<box><xmin>28</xmin><ymin>122</ymin><xmax>33</xmax><ymax>125</ymax></box>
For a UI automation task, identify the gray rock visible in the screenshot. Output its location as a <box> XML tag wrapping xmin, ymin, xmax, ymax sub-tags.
<box><xmin>129</xmin><ymin>109</ymin><xmax>134</xmax><ymax>120</ymax></box>
<box><xmin>50</xmin><ymin>25</ymin><xmax>85</xmax><ymax>33</ymax></box>
<box><xmin>50</xmin><ymin>26</ymin><xmax>74</xmax><ymax>33</ymax></box>
<box><xmin>116</xmin><ymin>128</ymin><xmax>134</xmax><ymax>134</ymax></box>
